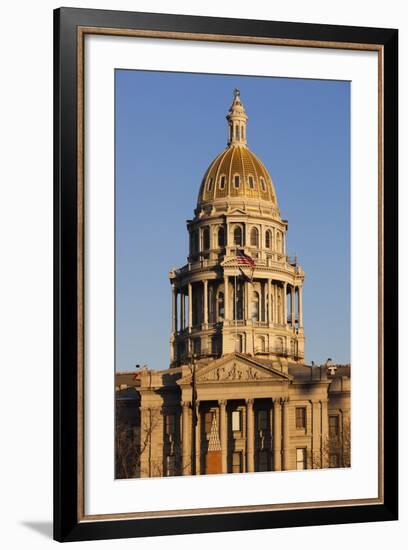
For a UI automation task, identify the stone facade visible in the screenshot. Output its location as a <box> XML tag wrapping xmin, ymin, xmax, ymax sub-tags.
<box><xmin>115</xmin><ymin>90</ymin><xmax>351</xmax><ymax>478</ymax></box>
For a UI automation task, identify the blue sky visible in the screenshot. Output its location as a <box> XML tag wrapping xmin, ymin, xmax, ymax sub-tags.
<box><xmin>115</xmin><ymin>70</ymin><xmax>350</xmax><ymax>372</ymax></box>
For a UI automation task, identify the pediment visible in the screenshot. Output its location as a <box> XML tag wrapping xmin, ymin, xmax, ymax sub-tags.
<box><xmin>178</xmin><ymin>353</ymin><xmax>291</xmax><ymax>386</ymax></box>
<box><xmin>228</xmin><ymin>207</ymin><xmax>247</xmax><ymax>215</ymax></box>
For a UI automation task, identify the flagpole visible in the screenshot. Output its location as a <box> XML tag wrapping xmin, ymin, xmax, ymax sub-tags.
<box><xmin>234</xmin><ymin>271</ymin><xmax>238</xmax><ymax>350</ymax></box>
<box><xmin>234</xmin><ymin>247</ymin><xmax>238</xmax><ymax>351</ymax></box>
<box><xmin>251</xmin><ymin>276</ymin><xmax>255</xmax><ymax>356</ymax></box>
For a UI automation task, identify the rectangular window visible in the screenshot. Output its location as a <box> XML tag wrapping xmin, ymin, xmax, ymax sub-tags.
<box><xmin>232</xmin><ymin>451</ymin><xmax>243</xmax><ymax>473</ymax></box>
<box><xmin>258</xmin><ymin>450</ymin><xmax>269</xmax><ymax>471</ymax></box>
<box><xmin>166</xmin><ymin>414</ymin><xmax>175</xmax><ymax>436</ymax></box>
<box><xmin>234</xmin><ymin>175</ymin><xmax>240</xmax><ymax>188</ymax></box>
<box><xmin>329</xmin><ymin>415</ymin><xmax>340</xmax><ymax>437</ymax></box>
<box><xmin>295</xmin><ymin>407</ymin><xmax>306</xmax><ymax>429</ymax></box>
<box><xmin>296</xmin><ymin>448</ymin><xmax>307</xmax><ymax>470</ymax></box>
<box><xmin>258</xmin><ymin>409</ymin><xmax>268</xmax><ymax>431</ymax></box>
<box><xmin>232</xmin><ymin>410</ymin><xmax>242</xmax><ymax>432</ymax></box>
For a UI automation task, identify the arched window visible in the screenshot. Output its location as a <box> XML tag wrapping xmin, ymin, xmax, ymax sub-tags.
<box><xmin>234</xmin><ymin>281</ymin><xmax>244</xmax><ymax>321</ymax></box>
<box><xmin>265</xmin><ymin>230</ymin><xmax>272</xmax><ymax>249</ymax></box>
<box><xmin>241</xmin><ymin>126</ymin><xmax>244</xmax><ymax>139</ymax></box>
<box><xmin>234</xmin><ymin>175</ymin><xmax>240</xmax><ymax>189</ymax></box>
<box><xmin>235</xmin><ymin>125</ymin><xmax>239</xmax><ymax>140</ymax></box>
<box><xmin>236</xmin><ymin>334</ymin><xmax>244</xmax><ymax>353</ymax></box>
<box><xmin>275</xmin><ymin>337</ymin><xmax>284</xmax><ymax>354</ymax></box>
<box><xmin>248</xmin><ymin>175</ymin><xmax>254</xmax><ymax>189</ymax></box>
<box><xmin>219</xmin><ymin>175</ymin><xmax>226</xmax><ymax>190</ymax></box>
<box><xmin>218</xmin><ymin>226</ymin><xmax>225</xmax><ymax>247</ymax></box>
<box><xmin>257</xmin><ymin>336</ymin><xmax>266</xmax><ymax>354</ymax></box>
<box><xmin>217</xmin><ymin>292</ymin><xmax>224</xmax><ymax>320</ymax></box>
<box><xmin>234</xmin><ymin>226</ymin><xmax>243</xmax><ymax>246</ymax></box>
<box><xmin>250</xmin><ymin>227</ymin><xmax>259</xmax><ymax>248</ymax></box>
<box><xmin>206</xmin><ymin>177</ymin><xmax>213</xmax><ymax>191</ymax></box>
<box><xmin>260</xmin><ymin>177</ymin><xmax>266</xmax><ymax>192</ymax></box>
<box><xmin>251</xmin><ymin>291</ymin><xmax>260</xmax><ymax>321</ymax></box>
<box><xmin>202</xmin><ymin>227</ymin><xmax>210</xmax><ymax>250</ymax></box>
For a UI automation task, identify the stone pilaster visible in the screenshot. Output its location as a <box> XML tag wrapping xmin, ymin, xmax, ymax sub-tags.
<box><xmin>246</xmin><ymin>399</ymin><xmax>254</xmax><ymax>472</ymax></box>
<box><xmin>224</xmin><ymin>276</ymin><xmax>229</xmax><ymax>322</ymax></box>
<box><xmin>298</xmin><ymin>286</ymin><xmax>303</xmax><ymax>328</ymax></box>
<box><xmin>273</xmin><ymin>398</ymin><xmax>282</xmax><ymax>471</ymax></box>
<box><xmin>219</xmin><ymin>400</ymin><xmax>228</xmax><ymax>473</ymax></box>
<box><xmin>282</xmin><ymin>398</ymin><xmax>290</xmax><ymax>470</ymax></box>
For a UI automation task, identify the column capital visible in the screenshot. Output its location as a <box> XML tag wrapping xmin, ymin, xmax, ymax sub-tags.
<box><xmin>246</xmin><ymin>398</ymin><xmax>254</xmax><ymax>406</ymax></box>
<box><xmin>218</xmin><ymin>399</ymin><xmax>227</xmax><ymax>408</ymax></box>
<box><xmin>181</xmin><ymin>400</ymin><xmax>191</xmax><ymax>408</ymax></box>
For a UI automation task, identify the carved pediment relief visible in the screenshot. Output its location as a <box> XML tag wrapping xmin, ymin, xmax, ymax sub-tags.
<box><xmin>199</xmin><ymin>361</ymin><xmax>269</xmax><ymax>382</ymax></box>
<box><xmin>177</xmin><ymin>354</ymin><xmax>290</xmax><ymax>386</ymax></box>
<box><xmin>177</xmin><ymin>354</ymin><xmax>291</xmax><ymax>387</ymax></box>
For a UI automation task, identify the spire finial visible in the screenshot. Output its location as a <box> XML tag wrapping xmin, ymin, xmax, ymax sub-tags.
<box><xmin>226</xmin><ymin>89</ymin><xmax>248</xmax><ymax>146</ymax></box>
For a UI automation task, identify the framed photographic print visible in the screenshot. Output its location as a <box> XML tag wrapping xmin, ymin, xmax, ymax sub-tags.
<box><xmin>54</xmin><ymin>7</ymin><xmax>398</xmax><ymax>542</ymax></box>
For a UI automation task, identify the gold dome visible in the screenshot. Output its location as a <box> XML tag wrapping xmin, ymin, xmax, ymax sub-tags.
<box><xmin>197</xmin><ymin>90</ymin><xmax>277</xmax><ymax>207</ymax></box>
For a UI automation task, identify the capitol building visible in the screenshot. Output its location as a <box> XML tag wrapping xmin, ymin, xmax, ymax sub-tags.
<box><xmin>115</xmin><ymin>90</ymin><xmax>350</xmax><ymax>478</ymax></box>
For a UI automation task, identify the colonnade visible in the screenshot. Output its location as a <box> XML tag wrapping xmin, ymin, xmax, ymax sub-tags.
<box><xmin>172</xmin><ymin>279</ymin><xmax>303</xmax><ymax>333</ymax></box>
<box><xmin>180</xmin><ymin>397</ymin><xmax>291</xmax><ymax>475</ymax></box>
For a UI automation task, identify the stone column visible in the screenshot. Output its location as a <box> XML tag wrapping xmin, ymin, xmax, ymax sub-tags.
<box><xmin>203</xmin><ymin>280</ymin><xmax>208</xmax><ymax>327</ymax></box>
<box><xmin>291</xmin><ymin>286</ymin><xmax>295</xmax><ymax>327</ymax></box>
<box><xmin>245</xmin><ymin>281</ymin><xmax>250</xmax><ymax>321</ymax></box>
<box><xmin>182</xmin><ymin>400</ymin><xmax>191</xmax><ymax>475</ymax></box>
<box><xmin>283</xmin><ymin>282</ymin><xmax>288</xmax><ymax>325</ymax></box>
<box><xmin>219</xmin><ymin>400</ymin><xmax>228</xmax><ymax>473</ymax></box>
<box><xmin>246</xmin><ymin>399</ymin><xmax>255</xmax><ymax>472</ymax></box>
<box><xmin>282</xmin><ymin>398</ymin><xmax>290</xmax><ymax>470</ymax></box>
<box><xmin>262</xmin><ymin>280</ymin><xmax>266</xmax><ymax>322</ymax></box>
<box><xmin>188</xmin><ymin>283</ymin><xmax>193</xmax><ymax>332</ymax></box>
<box><xmin>298</xmin><ymin>286</ymin><xmax>303</xmax><ymax>328</ymax></box>
<box><xmin>273</xmin><ymin>399</ymin><xmax>282</xmax><ymax>471</ymax></box>
<box><xmin>274</xmin><ymin>284</ymin><xmax>278</xmax><ymax>324</ymax></box>
<box><xmin>268</xmin><ymin>279</ymin><xmax>272</xmax><ymax>324</ymax></box>
<box><xmin>224</xmin><ymin>276</ymin><xmax>229</xmax><ymax>322</ymax></box>
<box><xmin>195</xmin><ymin>402</ymin><xmax>201</xmax><ymax>475</ymax></box>
<box><xmin>172</xmin><ymin>285</ymin><xmax>178</xmax><ymax>333</ymax></box>
<box><xmin>180</xmin><ymin>288</ymin><xmax>185</xmax><ymax>330</ymax></box>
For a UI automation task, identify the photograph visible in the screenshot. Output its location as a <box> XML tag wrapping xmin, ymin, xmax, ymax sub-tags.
<box><xmin>114</xmin><ymin>71</ymin><xmax>351</xmax><ymax>479</ymax></box>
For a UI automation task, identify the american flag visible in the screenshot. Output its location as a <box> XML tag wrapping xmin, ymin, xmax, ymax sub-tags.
<box><xmin>235</xmin><ymin>249</ymin><xmax>256</xmax><ymax>268</ymax></box>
